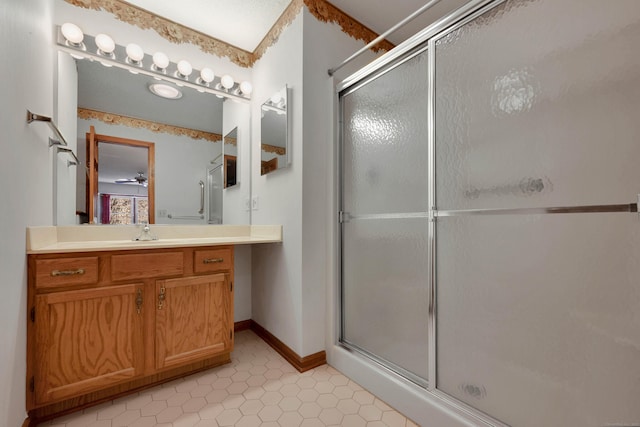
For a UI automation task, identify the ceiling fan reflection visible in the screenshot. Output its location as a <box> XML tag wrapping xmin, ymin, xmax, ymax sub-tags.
<box><xmin>115</xmin><ymin>171</ymin><xmax>148</xmax><ymax>187</ymax></box>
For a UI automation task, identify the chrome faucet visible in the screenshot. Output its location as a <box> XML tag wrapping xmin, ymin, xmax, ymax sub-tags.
<box><xmin>134</xmin><ymin>221</ymin><xmax>158</xmax><ymax>241</ymax></box>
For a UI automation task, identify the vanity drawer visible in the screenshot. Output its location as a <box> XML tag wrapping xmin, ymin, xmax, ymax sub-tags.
<box><xmin>35</xmin><ymin>257</ymin><xmax>99</xmax><ymax>289</ymax></box>
<box><xmin>111</xmin><ymin>252</ymin><xmax>183</xmax><ymax>281</ymax></box>
<box><xmin>194</xmin><ymin>247</ymin><xmax>233</xmax><ymax>274</ymax></box>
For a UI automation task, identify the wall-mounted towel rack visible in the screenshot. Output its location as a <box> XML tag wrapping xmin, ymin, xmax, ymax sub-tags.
<box><xmin>27</xmin><ymin>110</ymin><xmax>79</xmax><ymax>167</ymax></box>
<box><xmin>56</xmin><ymin>147</ymin><xmax>78</xmax><ymax>167</ymax></box>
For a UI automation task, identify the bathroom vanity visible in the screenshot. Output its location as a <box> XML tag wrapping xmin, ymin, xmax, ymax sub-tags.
<box><xmin>25</xmin><ymin>225</ymin><xmax>281</xmax><ymax>420</ymax></box>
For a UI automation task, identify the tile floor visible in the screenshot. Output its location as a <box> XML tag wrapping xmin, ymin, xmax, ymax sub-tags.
<box><xmin>45</xmin><ymin>330</ymin><xmax>418</xmax><ymax>427</ymax></box>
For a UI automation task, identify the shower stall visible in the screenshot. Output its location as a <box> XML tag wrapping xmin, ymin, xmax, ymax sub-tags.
<box><xmin>337</xmin><ymin>0</ymin><xmax>640</xmax><ymax>425</ymax></box>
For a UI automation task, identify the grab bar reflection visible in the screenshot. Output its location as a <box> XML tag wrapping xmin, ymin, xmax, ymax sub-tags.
<box><xmin>199</xmin><ymin>180</ymin><xmax>205</xmax><ymax>214</ymax></box>
<box><xmin>167</xmin><ymin>214</ymin><xmax>204</xmax><ymax>220</ymax></box>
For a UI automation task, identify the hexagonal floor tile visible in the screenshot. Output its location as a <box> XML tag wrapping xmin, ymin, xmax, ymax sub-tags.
<box><xmin>45</xmin><ymin>330</ymin><xmax>414</xmax><ymax>427</ymax></box>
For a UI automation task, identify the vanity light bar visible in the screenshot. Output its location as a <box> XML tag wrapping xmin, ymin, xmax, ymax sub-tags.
<box><xmin>56</xmin><ymin>25</ymin><xmax>252</xmax><ymax>103</ymax></box>
<box><xmin>261</xmin><ymin>103</ymin><xmax>287</xmax><ymax>114</ymax></box>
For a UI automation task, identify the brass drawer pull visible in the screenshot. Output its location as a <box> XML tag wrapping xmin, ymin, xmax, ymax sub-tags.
<box><xmin>51</xmin><ymin>268</ymin><xmax>85</xmax><ymax>277</ymax></box>
<box><xmin>158</xmin><ymin>286</ymin><xmax>166</xmax><ymax>310</ymax></box>
<box><xmin>203</xmin><ymin>258</ymin><xmax>224</xmax><ymax>264</ymax></box>
<box><xmin>136</xmin><ymin>288</ymin><xmax>143</xmax><ymax>315</ymax></box>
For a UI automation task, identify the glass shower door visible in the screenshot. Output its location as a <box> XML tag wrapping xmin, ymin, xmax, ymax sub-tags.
<box><xmin>433</xmin><ymin>0</ymin><xmax>640</xmax><ymax>425</ymax></box>
<box><xmin>207</xmin><ymin>165</ymin><xmax>223</xmax><ymax>224</ymax></box>
<box><xmin>340</xmin><ymin>47</ymin><xmax>430</xmax><ymax>384</ymax></box>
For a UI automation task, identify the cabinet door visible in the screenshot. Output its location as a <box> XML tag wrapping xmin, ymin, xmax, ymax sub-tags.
<box><xmin>34</xmin><ymin>284</ymin><xmax>144</xmax><ymax>405</ymax></box>
<box><xmin>155</xmin><ymin>274</ymin><xmax>232</xmax><ymax>370</ymax></box>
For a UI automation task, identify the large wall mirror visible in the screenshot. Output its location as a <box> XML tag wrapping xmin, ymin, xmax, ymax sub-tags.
<box><xmin>56</xmin><ymin>51</ymin><xmax>251</xmax><ymax>225</ymax></box>
<box><xmin>260</xmin><ymin>85</ymin><xmax>289</xmax><ymax>175</ymax></box>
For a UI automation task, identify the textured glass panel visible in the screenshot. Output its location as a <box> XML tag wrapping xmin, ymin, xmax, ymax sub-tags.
<box><xmin>436</xmin><ymin>214</ymin><xmax>640</xmax><ymax>427</ymax></box>
<box><xmin>435</xmin><ymin>0</ymin><xmax>640</xmax><ymax>211</ymax></box>
<box><xmin>342</xmin><ymin>49</ymin><xmax>429</xmax><ymax>215</ymax></box>
<box><xmin>342</xmin><ymin>218</ymin><xmax>429</xmax><ymax>380</ymax></box>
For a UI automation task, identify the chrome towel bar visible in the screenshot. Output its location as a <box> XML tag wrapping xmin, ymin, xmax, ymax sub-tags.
<box><xmin>27</xmin><ymin>110</ymin><xmax>79</xmax><ymax>166</ymax></box>
<box><xmin>435</xmin><ymin>201</ymin><xmax>639</xmax><ymax>217</ymax></box>
<box><xmin>339</xmin><ymin>198</ymin><xmax>640</xmax><ymax>223</ymax></box>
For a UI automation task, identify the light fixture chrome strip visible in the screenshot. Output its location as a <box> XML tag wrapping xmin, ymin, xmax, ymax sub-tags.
<box><xmin>328</xmin><ymin>0</ymin><xmax>444</xmax><ymax>76</ymax></box>
<box><xmin>435</xmin><ymin>202</ymin><xmax>639</xmax><ymax>217</ymax></box>
<box><xmin>56</xmin><ymin>29</ymin><xmax>251</xmax><ymax>103</ymax></box>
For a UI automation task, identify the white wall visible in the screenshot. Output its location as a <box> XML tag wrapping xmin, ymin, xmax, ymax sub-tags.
<box><xmin>250</xmin><ymin>7</ymin><xmax>380</xmax><ymax>357</ymax></box>
<box><xmin>300</xmin><ymin>10</ymin><xmax>380</xmax><ymax>356</ymax></box>
<box><xmin>0</xmin><ymin>0</ymin><xmax>54</xmax><ymax>425</ymax></box>
<box><xmin>223</xmin><ymin>100</ymin><xmax>252</xmax><ymax>321</ymax></box>
<box><xmin>222</xmin><ymin>101</ymin><xmax>251</xmax><ymax>226</ymax></box>
<box><xmin>251</xmin><ymin>13</ymin><xmax>305</xmax><ymax>354</ymax></box>
<box><xmin>55</xmin><ymin>51</ymin><xmax>78</xmax><ymax>225</ymax></box>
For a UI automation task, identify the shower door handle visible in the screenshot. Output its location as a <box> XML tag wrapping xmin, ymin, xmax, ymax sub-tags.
<box><xmin>435</xmin><ymin>198</ymin><xmax>639</xmax><ymax>217</ymax></box>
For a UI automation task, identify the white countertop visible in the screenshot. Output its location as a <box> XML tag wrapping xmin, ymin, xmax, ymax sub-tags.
<box><xmin>27</xmin><ymin>224</ymin><xmax>282</xmax><ymax>254</ymax></box>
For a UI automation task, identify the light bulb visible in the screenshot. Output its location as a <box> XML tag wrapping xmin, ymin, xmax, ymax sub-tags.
<box><xmin>221</xmin><ymin>74</ymin><xmax>234</xmax><ymax>90</ymax></box>
<box><xmin>177</xmin><ymin>60</ymin><xmax>193</xmax><ymax>77</ymax></box>
<box><xmin>239</xmin><ymin>81</ymin><xmax>253</xmax><ymax>95</ymax></box>
<box><xmin>152</xmin><ymin>52</ymin><xmax>169</xmax><ymax>70</ymax></box>
<box><xmin>200</xmin><ymin>68</ymin><xmax>214</xmax><ymax>83</ymax></box>
<box><xmin>61</xmin><ymin>23</ymin><xmax>84</xmax><ymax>45</ymax></box>
<box><xmin>126</xmin><ymin>43</ymin><xmax>144</xmax><ymax>63</ymax></box>
<box><xmin>270</xmin><ymin>93</ymin><xmax>282</xmax><ymax>104</ymax></box>
<box><xmin>95</xmin><ymin>34</ymin><xmax>115</xmax><ymax>54</ymax></box>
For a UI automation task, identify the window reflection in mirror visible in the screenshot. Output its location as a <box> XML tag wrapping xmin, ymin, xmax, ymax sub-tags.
<box><xmin>260</xmin><ymin>86</ymin><xmax>288</xmax><ymax>175</ymax></box>
<box><xmin>223</xmin><ymin>127</ymin><xmax>238</xmax><ymax>188</ymax></box>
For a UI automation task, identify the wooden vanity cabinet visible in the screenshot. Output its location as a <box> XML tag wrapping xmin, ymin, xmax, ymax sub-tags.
<box><xmin>33</xmin><ymin>284</ymin><xmax>145</xmax><ymax>405</ymax></box>
<box><xmin>27</xmin><ymin>245</ymin><xmax>234</xmax><ymax>417</ymax></box>
<box><xmin>156</xmin><ymin>273</ymin><xmax>232</xmax><ymax>370</ymax></box>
